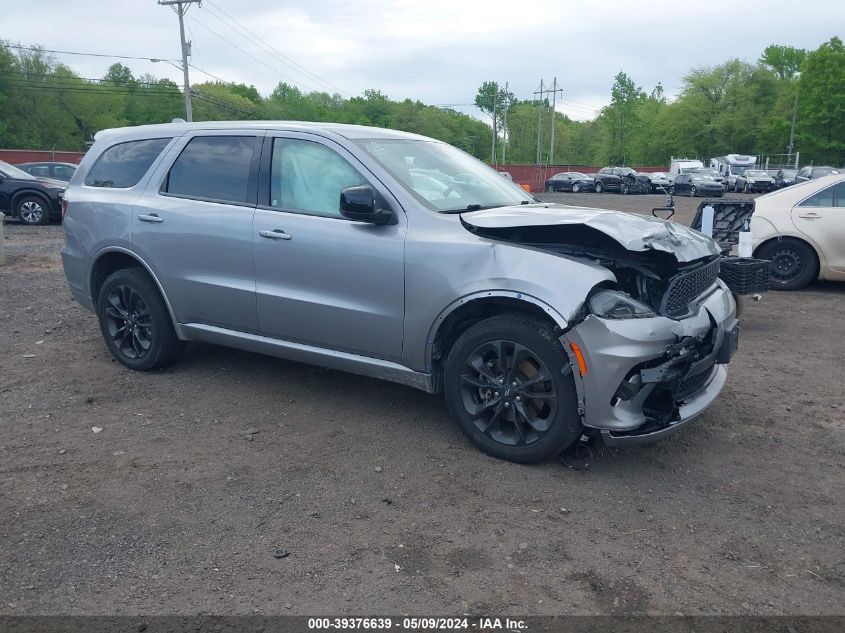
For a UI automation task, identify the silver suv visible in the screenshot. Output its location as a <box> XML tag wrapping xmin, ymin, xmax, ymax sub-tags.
<box><xmin>62</xmin><ymin>122</ymin><xmax>738</xmax><ymax>463</ymax></box>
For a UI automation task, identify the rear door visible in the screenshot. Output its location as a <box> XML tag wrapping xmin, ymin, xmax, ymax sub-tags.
<box><xmin>791</xmin><ymin>180</ymin><xmax>845</xmax><ymax>273</ymax></box>
<box><xmin>133</xmin><ymin>131</ymin><xmax>262</xmax><ymax>331</ymax></box>
<box><xmin>252</xmin><ymin>132</ymin><xmax>406</xmax><ymax>362</ymax></box>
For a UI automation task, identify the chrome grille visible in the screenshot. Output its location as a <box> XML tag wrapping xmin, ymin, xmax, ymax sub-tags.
<box><xmin>660</xmin><ymin>259</ymin><xmax>720</xmax><ymax>317</ymax></box>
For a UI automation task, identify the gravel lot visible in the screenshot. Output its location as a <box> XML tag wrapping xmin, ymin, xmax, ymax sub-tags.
<box><xmin>1</xmin><ymin>192</ymin><xmax>843</xmax><ymax>615</ymax></box>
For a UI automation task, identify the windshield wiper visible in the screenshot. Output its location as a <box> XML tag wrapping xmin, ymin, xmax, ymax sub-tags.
<box><xmin>439</xmin><ymin>200</ymin><xmax>534</xmax><ymax>214</ymax></box>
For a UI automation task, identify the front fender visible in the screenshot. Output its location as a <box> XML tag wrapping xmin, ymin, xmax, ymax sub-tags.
<box><xmin>402</xmin><ymin>232</ymin><xmax>614</xmax><ymax>372</ymax></box>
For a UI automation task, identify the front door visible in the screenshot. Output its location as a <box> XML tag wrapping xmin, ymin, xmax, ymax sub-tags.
<box><xmin>252</xmin><ymin>133</ymin><xmax>406</xmax><ymax>362</ymax></box>
<box><xmin>791</xmin><ymin>180</ymin><xmax>845</xmax><ymax>273</ymax></box>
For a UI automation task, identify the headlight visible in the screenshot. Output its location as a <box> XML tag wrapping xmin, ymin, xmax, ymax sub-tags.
<box><xmin>589</xmin><ymin>290</ymin><xmax>657</xmax><ymax>319</ymax></box>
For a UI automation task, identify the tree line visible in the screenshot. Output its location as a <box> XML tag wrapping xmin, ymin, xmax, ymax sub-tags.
<box><xmin>1</xmin><ymin>38</ymin><xmax>843</xmax><ymax>168</ymax></box>
<box><xmin>478</xmin><ymin>38</ymin><xmax>845</xmax><ymax>168</ymax></box>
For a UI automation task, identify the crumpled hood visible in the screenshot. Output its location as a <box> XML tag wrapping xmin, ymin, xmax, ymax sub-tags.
<box><xmin>462</xmin><ymin>204</ymin><xmax>720</xmax><ymax>262</ymax></box>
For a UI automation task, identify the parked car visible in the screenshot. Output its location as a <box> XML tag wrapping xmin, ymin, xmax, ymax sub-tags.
<box><xmin>752</xmin><ymin>174</ymin><xmax>845</xmax><ymax>290</ymax></box>
<box><xmin>544</xmin><ymin>172</ymin><xmax>595</xmax><ymax>193</ymax></box>
<box><xmin>647</xmin><ymin>172</ymin><xmax>672</xmax><ymax>192</ymax></box>
<box><xmin>795</xmin><ymin>166</ymin><xmax>840</xmax><ymax>184</ymax></box>
<box><xmin>689</xmin><ymin>167</ymin><xmax>727</xmax><ymax>187</ymax></box>
<box><xmin>773</xmin><ymin>168</ymin><xmax>798</xmax><ymax>189</ymax></box>
<box><xmin>734</xmin><ymin>169</ymin><xmax>775</xmax><ymax>193</ymax></box>
<box><xmin>16</xmin><ymin>161</ymin><xmax>78</xmax><ymax>183</ymax></box>
<box><xmin>671</xmin><ymin>173</ymin><xmax>726</xmax><ymax>197</ymax></box>
<box><xmin>62</xmin><ymin>122</ymin><xmax>738</xmax><ymax>462</ymax></box>
<box><xmin>593</xmin><ymin>167</ymin><xmax>652</xmax><ymax>194</ymax></box>
<box><xmin>0</xmin><ymin>159</ymin><xmax>66</xmax><ymax>225</ymax></box>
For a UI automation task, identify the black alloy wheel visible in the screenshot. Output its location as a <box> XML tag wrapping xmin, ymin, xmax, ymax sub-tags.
<box><xmin>444</xmin><ymin>314</ymin><xmax>582</xmax><ymax>463</ymax></box>
<box><xmin>103</xmin><ymin>285</ymin><xmax>154</xmax><ymax>360</ymax></box>
<box><xmin>97</xmin><ymin>268</ymin><xmax>185</xmax><ymax>370</ymax></box>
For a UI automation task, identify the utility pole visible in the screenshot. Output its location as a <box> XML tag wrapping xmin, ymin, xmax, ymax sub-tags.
<box><xmin>501</xmin><ymin>81</ymin><xmax>508</xmax><ymax>165</ymax></box>
<box><xmin>786</xmin><ymin>92</ymin><xmax>798</xmax><ymax>161</ymax></box>
<box><xmin>159</xmin><ymin>0</ymin><xmax>201</xmax><ymax>122</ymax></box>
<box><xmin>547</xmin><ymin>77</ymin><xmax>563</xmax><ymax>167</ymax></box>
<box><xmin>534</xmin><ymin>79</ymin><xmax>545</xmax><ymax>168</ymax></box>
<box><xmin>491</xmin><ymin>89</ymin><xmax>497</xmax><ymax>165</ymax></box>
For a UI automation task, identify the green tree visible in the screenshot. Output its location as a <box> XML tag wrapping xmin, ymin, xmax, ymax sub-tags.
<box><xmin>759</xmin><ymin>45</ymin><xmax>807</xmax><ymax>80</ymax></box>
<box><xmin>797</xmin><ymin>37</ymin><xmax>845</xmax><ymax>165</ymax></box>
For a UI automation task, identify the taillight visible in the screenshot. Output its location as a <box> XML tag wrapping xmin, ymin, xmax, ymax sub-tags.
<box><xmin>61</xmin><ymin>197</ymin><xmax>69</xmax><ymax>220</ymax></box>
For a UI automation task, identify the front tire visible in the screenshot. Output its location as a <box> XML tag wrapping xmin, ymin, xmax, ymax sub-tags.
<box><xmin>97</xmin><ymin>268</ymin><xmax>185</xmax><ymax>370</ymax></box>
<box><xmin>594</xmin><ymin>181</ymin><xmax>604</xmax><ymax>193</ymax></box>
<box><xmin>16</xmin><ymin>196</ymin><xmax>50</xmax><ymax>225</ymax></box>
<box><xmin>689</xmin><ymin>186</ymin><xmax>697</xmax><ymax>197</ymax></box>
<box><xmin>444</xmin><ymin>314</ymin><xmax>582</xmax><ymax>463</ymax></box>
<box><xmin>756</xmin><ymin>238</ymin><xmax>818</xmax><ymax>291</ymax></box>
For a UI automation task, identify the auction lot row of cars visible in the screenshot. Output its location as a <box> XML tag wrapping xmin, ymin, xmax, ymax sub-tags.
<box><xmin>544</xmin><ymin>164</ymin><xmax>841</xmax><ymax>197</ymax></box>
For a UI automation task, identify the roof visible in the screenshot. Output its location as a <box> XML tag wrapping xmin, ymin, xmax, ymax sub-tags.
<box><xmin>93</xmin><ymin>121</ymin><xmax>437</xmax><ymax>144</ymax></box>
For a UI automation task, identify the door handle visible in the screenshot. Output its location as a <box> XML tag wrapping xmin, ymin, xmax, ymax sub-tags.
<box><xmin>798</xmin><ymin>212</ymin><xmax>822</xmax><ymax>219</ymax></box>
<box><xmin>138</xmin><ymin>213</ymin><xmax>164</xmax><ymax>223</ymax></box>
<box><xmin>259</xmin><ymin>229</ymin><xmax>292</xmax><ymax>240</ymax></box>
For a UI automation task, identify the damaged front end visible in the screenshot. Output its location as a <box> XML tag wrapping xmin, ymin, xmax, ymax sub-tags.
<box><xmin>624</xmin><ymin>172</ymin><xmax>653</xmax><ymax>194</ymax></box>
<box><xmin>461</xmin><ymin>204</ymin><xmax>738</xmax><ymax>445</ymax></box>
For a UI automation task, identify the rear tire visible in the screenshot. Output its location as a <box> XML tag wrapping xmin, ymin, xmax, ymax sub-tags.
<box><xmin>444</xmin><ymin>314</ymin><xmax>582</xmax><ymax>463</ymax></box>
<box><xmin>572</xmin><ymin>183</ymin><xmax>581</xmax><ymax>193</ymax></box>
<box><xmin>756</xmin><ymin>238</ymin><xmax>818</xmax><ymax>291</ymax></box>
<box><xmin>96</xmin><ymin>268</ymin><xmax>185</xmax><ymax>370</ymax></box>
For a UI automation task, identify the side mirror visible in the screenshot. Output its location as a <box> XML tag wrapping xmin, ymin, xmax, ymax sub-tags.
<box><xmin>339</xmin><ymin>185</ymin><xmax>395</xmax><ymax>225</ymax></box>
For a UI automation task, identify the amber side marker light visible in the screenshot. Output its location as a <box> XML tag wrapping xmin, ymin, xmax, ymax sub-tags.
<box><xmin>569</xmin><ymin>342</ymin><xmax>588</xmax><ymax>376</ymax></box>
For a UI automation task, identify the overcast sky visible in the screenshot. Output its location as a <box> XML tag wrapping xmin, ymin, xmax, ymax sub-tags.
<box><xmin>4</xmin><ymin>0</ymin><xmax>843</xmax><ymax>121</ymax></box>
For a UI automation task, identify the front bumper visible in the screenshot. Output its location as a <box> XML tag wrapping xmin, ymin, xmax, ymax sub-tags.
<box><xmin>562</xmin><ymin>282</ymin><xmax>737</xmax><ymax>446</ymax></box>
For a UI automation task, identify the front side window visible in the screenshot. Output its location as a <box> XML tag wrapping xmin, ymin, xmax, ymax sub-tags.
<box><xmin>29</xmin><ymin>165</ymin><xmax>51</xmax><ymax>177</ymax></box>
<box><xmin>86</xmin><ymin>138</ymin><xmax>171</xmax><ymax>188</ymax></box>
<box><xmin>165</xmin><ymin>136</ymin><xmax>256</xmax><ymax>204</ymax></box>
<box><xmin>799</xmin><ymin>182</ymin><xmax>845</xmax><ymax>208</ymax></box>
<box><xmin>269</xmin><ymin>138</ymin><xmax>369</xmax><ymax>217</ymax></box>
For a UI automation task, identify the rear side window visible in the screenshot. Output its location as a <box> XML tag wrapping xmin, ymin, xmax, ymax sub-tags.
<box><xmin>164</xmin><ymin>136</ymin><xmax>256</xmax><ymax>204</ymax></box>
<box><xmin>799</xmin><ymin>182</ymin><xmax>845</xmax><ymax>208</ymax></box>
<box><xmin>85</xmin><ymin>138</ymin><xmax>171</xmax><ymax>188</ymax></box>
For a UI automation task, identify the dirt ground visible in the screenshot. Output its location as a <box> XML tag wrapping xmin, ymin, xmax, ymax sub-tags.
<box><xmin>1</xmin><ymin>192</ymin><xmax>843</xmax><ymax>616</ymax></box>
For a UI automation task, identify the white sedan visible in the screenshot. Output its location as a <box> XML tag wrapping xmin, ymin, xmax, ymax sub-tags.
<box><xmin>751</xmin><ymin>174</ymin><xmax>845</xmax><ymax>290</ymax></box>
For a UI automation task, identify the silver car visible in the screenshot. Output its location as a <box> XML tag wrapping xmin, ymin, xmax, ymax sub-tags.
<box><xmin>61</xmin><ymin>122</ymin><xmax>738</xmax><ymax>463</ymax></box>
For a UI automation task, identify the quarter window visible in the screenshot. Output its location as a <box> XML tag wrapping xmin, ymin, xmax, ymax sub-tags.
<box><xmin>86</xmin><ymin>138</ymin><xmax>171</xmax><ymax>188</ymax></box>
<box><xmin>165</xmin><ymin>136</ymin><xmax>256</xmax><ymax>204</ymax></box>
<box><xmin>269</xmin><ymin>138</ymin><xmax>368</xmax><ymax>217</ymax></box>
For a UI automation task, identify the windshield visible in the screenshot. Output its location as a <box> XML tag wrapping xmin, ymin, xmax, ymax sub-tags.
<box><xmin>355</xmin><ymin>139</ymin><xmax>532</xmax><ymax>212</ymax></box>
<box><xmin>0</xmin><ymin>160</ymin><xmax>36</xmax><ymax>180</ymax></box>
<box><xmin>618</xmin><ymin>167</ymin><xmax>636</xmax><ymax>175</ymax></box>
<box><xmin>746</xmin><ymin>170</ymin><xmax>768</xmax><ymax>177</ymax></box>
<box><xmin>692</xmin><ymin>174</ymin><xmax>715</xmax><ymax>181</ymax></box>
<box><xmin>782</xmin><ymin>169</ymin><xmax>798</xmax><ymax>177</ymax></box>
<box><xmin>651</xmin><ymin>172</ymin><xmax>667</xmax><ymax>178</ymax></box>
<box><xmin>730</xmin><ymin>166</ymin><xmax>750</xmax><ymax>175</ymax></box>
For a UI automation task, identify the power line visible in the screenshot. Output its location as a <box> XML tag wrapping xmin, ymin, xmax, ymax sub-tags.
<box><xmin>203</xmin><ymin>0</ymin><xmax>345</xmax><ymax>96</ymax></box>
<box><xmin>187</xmin><ymin>13</ymin><xmax>321</xmax><ymax>94</ymax></box>
<box><xmin>6</xmin><ymin>44</ymin><xmax>178</xmax><ymax>63</ymax></box>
